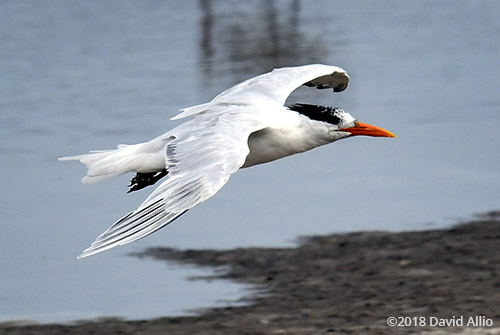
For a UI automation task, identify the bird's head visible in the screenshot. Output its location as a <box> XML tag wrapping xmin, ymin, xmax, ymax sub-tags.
<box><xmin>288</xmin><ymin>103</ymin><xmax>396</xmax><ymax>141</ymax></box>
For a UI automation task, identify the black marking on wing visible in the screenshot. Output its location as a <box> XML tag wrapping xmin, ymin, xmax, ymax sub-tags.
<box><xmin>288</xmin><ymin>103</ymin><xmax>343</xmax><ymax>125</ymax></box>
<box><xmin>304</xmin><ymin>82</ymin><xmax>331</xmax><ymax>90</ymax></box>
<box><xmin>303</xmin><ymin>73</ymin><xmax>349</xmax><ymax>92</ymax></box>
<box><xmin>128</xmin><ymin>169</ymin><xmax>169</xmax><ymax>193</ymax></box>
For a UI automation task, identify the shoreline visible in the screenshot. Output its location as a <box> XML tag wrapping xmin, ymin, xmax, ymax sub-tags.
<box><xmin>2</xmin><ymin>212</ymin><xmax>499</xmax><ymax>334</ymax></box>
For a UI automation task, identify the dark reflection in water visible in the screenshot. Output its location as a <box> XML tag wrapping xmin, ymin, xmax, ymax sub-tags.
<box><xmin>197</xmin><ymin>0</ymin><xmax>341</xmax><ymax>88</ymax></box>
<box><xmin>199</xmin><ymin>0</ymin><xmax>215</xmax><ymax>76</ymax></box>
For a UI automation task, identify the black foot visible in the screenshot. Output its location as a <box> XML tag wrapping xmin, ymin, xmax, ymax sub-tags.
<box><xmin>128</xmin><ymin>169</ymin><xmax>168</xmax><ymax>193</ymax></box>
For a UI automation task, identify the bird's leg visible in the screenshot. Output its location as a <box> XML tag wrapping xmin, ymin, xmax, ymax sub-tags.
<box><xmin>127</xmin><ymin>169</ymin><xmax>168</xmax><ymax>193</ymax></box>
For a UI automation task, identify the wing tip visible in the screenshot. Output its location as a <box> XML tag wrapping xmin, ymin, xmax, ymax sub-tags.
<box><xmin>77</xmin><ymin>249</ymin><xmax>95</xmax><ymax>259</ymax></box>
<box><xmin>76</xmin><ymin>252</ymin><xmax>88</xmax><ymax>260</ymax></box>
<box><xmin>77</xmin><ymin>244</ymin><xmax>107</xmax><ymax>259</ymax></box>
<box><xmin>303</xmin><ymin>66</ymin><xmax>350</xmax><ymax>93</ymax></box>
<box><xmin>58</xmin><ymin>156</ymin><xmax>78</xmax><ymax>162</ymax></box>
<box><xmin>77</xmin><ymin>240</ymin><xmax>120</xmax><ymax>259</ymax></box>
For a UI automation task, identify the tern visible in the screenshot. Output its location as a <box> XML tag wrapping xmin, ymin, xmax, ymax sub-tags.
<box><xmin>60</xmin><ymin>64</ymin><xmax>395</xmax><ymax>258</ymax></box>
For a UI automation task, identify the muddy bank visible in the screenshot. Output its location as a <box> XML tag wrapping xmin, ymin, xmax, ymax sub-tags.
<box><xmin>2</xmin><ymin>212</ymin><xmax>499</xmax><ymax>334</ymax></box>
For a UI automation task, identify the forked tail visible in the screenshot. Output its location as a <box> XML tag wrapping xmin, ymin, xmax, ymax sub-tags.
<box><xmin>59</xmin><ymin>135</ymin><xmax>169</xmax><ymax>185</ymax></box>
<box><xmin>59</xmin><ymin>145</ymin><xmax>139</xmax><ymax>183</ymax></box>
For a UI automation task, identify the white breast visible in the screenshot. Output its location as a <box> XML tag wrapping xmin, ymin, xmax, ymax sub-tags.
<box><xmin>242</xmin><ymin>115</ymin><xmax>334</xmax><ymax>168</ymax></box>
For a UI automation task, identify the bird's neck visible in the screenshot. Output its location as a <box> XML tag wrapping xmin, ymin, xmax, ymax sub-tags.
<box><xmin>242</xmin><ymin>117</ymin><xmax>337</xmax><ymax>168</ymax></box>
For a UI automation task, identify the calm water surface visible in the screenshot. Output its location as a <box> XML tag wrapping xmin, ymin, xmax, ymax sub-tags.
<box><xmin>1</xmin><ymin>0</ymin><xmax>499</xmax><ymax>323</ymax></box>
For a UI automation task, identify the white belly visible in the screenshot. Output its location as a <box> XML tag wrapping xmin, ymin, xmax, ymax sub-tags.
<box><xmin>242</xmin><ymin>123</ymin><xmax>332</xmax><ymax>168</ymax></box>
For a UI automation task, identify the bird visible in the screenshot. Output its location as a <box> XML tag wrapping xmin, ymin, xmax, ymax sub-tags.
<box><xmin>59</xmin><ymin>64</ymin><xmax>395</xmax><ymax>258</ymax></box>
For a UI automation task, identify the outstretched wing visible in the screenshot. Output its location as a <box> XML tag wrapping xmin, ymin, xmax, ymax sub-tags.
<box><xmin>78</xmin><ymin>107</ymin><xmax>266</xmax><ymax>258</ymax></box>
<box><xmin>173</xmin><ymin>64</ymin><xmax>349</xmax><ymax>121</ymax></box>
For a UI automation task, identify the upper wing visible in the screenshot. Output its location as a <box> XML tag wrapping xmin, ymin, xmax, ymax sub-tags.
<box><xmin>173</xmin><ymin>64</ymin><xmax>349</xmax><ymax>121</ymax></box>
<box><xmin>78</xmin><ymin>106</ymin><xmax>267</xmax><ymax>258</ymax></box>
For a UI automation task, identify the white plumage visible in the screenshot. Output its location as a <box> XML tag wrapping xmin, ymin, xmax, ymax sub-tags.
<box><xmin>59</xmin><ymin>64</ymin><xmax>394</xmax><ymax>258</ymax></box>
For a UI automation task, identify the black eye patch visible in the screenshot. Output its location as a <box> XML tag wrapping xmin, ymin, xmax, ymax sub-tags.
<box><xmin>287</xmin><ymin>103</ymin><xmax>342</xmax><ymax>125</ymax></box>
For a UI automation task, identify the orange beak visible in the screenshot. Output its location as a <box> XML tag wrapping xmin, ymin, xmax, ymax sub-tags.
<box><xmin>342</xmin><ymin>121</ymin><xmax>396</xmax><ymax>138</ymax></box>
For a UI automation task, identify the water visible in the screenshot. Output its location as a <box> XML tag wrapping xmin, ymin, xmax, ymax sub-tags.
<box><xmin>1</xmin><ymin>0</ymin><xmax>499</xmax><ymax>323</ymax></box>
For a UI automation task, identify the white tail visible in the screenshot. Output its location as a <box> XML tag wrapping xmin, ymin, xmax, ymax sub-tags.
<box><xmin>59</xmin><ymin>137</ymin><xmax>168</xmax><ymax>184</ymax></box>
